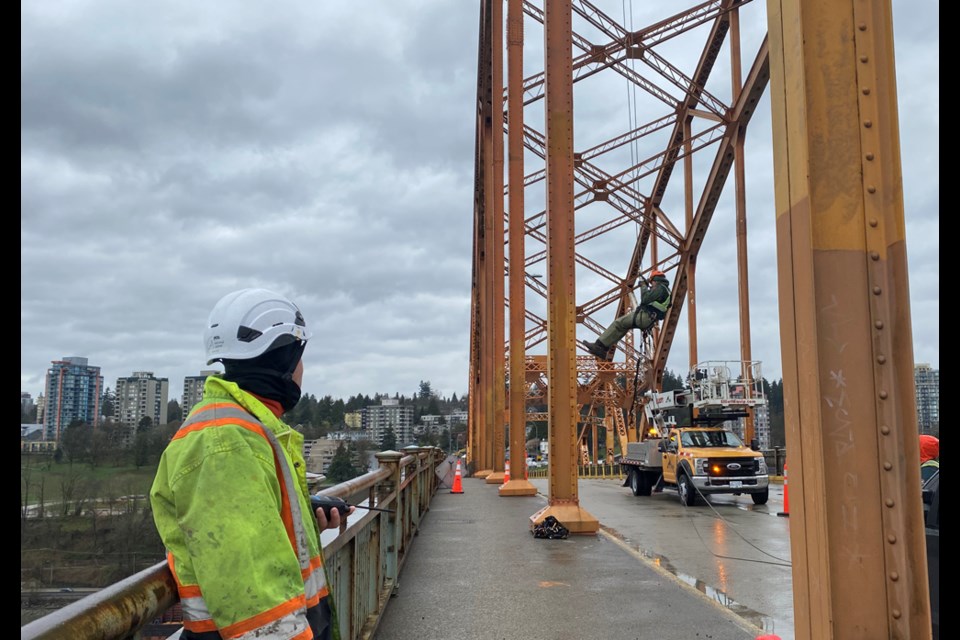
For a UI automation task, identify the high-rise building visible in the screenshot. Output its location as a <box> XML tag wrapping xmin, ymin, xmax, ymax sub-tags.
<box><xmin>303</xmin><ymin>438</ymin><xmax>342</xmax><ymax>475</ymax></box>
<box><xmin>344</xmin><ymin>411</ymin><xmax>362</xmax><ymax>430</ymax></box>
<box><xmin>43</xmin><ymin>357</ymin><xmax>103</xmax><ymax>442</ymax></box>
<box><xmin>36</xmin><ymin>393</ymin><xmax>46</xmax><ymax>426</ymax></box>
<box><xmin>182</xmin><ymin>371</ymin><xmax>219</xmax><ymax>415</ymax></box>
<box><xmin>21</xmin><ymin>392</ymin><xmax>36</xmax><ymax>422</ymax></box>
<box><xmin>914</xmin><ymin>364</ymin><xmax>939</xmax><ymax>433</ymax></box>
<box><xmin>115</xmin><ymin>372</ymin><xmax>169</xmax><ymax>439</ymax></box>
<box><xmin>753</xmin><ymin>404</ymin><xmax>771</xmax><ymax>450</ymax></box>
<box><xmin>362</xmin><ymin>398</ymin><xmax>414</xmax><ymax>447</ymax></box>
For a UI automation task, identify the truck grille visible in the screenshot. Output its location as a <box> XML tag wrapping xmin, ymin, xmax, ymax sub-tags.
<box><xmin>707</xmin><ymin>458</ymin><xmax>758</xmax><ymax>477</ymax></box>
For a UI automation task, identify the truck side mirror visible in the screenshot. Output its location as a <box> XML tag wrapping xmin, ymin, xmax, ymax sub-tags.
<box><xmin>750</xmin><ymin>438</ymin><xmax>759</xmax><ymax>451</ymax></box>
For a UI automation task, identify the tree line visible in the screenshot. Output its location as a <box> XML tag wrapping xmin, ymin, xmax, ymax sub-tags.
<box><xmin>21</xmin><ymin>374</ymin><xmax>783</xmax><ymax>470</ymax></box>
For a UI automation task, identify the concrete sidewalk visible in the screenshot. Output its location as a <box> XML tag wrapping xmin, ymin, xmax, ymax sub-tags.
<box><xmin>374</xmin><ymin>477</ymin><xmax>764</xmax><ymax>640</ymax></box>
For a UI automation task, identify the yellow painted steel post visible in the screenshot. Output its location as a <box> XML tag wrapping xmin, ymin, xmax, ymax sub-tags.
<box><xmin>767</xmin><ymin>0</ymin><xmax>931</xmax><ymax>637</ymax></box>
<box><xmin>529</xmin><ymin>0</ymin><xmax>598</xmax><ymax>534</ymax></box>
<box><xmin>486</xmin><ymin>0</ymin><xmax>507</xmax><ymax>485</ymax></box>
<box><xmin>501</xmin><ymin>0</ymin><xmax>536</xmax><ymax>497</ymax></box>
<box><xmin>604</xmin><ymin>414</ymin><xmax>615</xmax><ymax>465</ymax></box>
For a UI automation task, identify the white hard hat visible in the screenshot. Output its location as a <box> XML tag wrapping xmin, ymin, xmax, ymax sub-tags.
<box><xmin>204</xmin><ymin>288</ymin><xmax>312</xmax><ymax>365</ymax></box>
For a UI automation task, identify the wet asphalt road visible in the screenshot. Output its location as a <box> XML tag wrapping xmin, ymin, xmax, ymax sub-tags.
<box><xmin>532</xmin><ymin>477</ymin><xmax>796</xmax><ymax>640</ymax></box>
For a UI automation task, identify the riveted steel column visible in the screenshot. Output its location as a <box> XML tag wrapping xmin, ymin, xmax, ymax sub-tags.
<box><xmin>529</xmin><ymin>0</ymin><xmax>598</xmax><ymax>534</ymax></box>
<box><xmin>767</xmin><ymin>0</ymin><xmax>930</xmax><ymax>637</ymax></box>
<box><xmin>479</xmin><ymin>105</ymin><xmax>495</xmax><ymax>479</ymax></box>
<box><xmin>477</xmin><ymin>0</ymin><xmax>495</xmax><ymax>479</ymax></box>
<box><xmin>486</xmin><ymin>0</ymin><xmax>507</xmax><ymax>485</ymax></box>
<box><xmin>730</xmin><ymin>7</ymin><xmax>756</xmax><ymax>443</ymax></box>
<box><xmin>501</xmin><ymin>0</ymin><xmax>537</xmax><ymax>497</ymax></box>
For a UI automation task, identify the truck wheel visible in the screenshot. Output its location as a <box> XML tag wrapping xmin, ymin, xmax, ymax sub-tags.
<box><xmin>678</xmin><ymin>473</ymin><xmax>697</xmax><ymax>506</ymax></box>
<box><xmin>629</xmin><ymin>469</ymin><xmax>651</xmax><ymax>496</ymax></box>
<box><xmin>751</xmin><ymin>489</ymin><xmax>769</xmax><ymax>505</ymax></box>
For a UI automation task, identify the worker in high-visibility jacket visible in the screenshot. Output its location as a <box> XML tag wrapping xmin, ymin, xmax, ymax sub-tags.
<box><xmin>582</xmin><ymin>269</ymin><xmax>672</xmax><ymax>361</ymax></box>
<box><xmin>150</xmin><ymin>288</ymin><xmax>353</xmax><ymax>640</ymax></box>
<box><xmin>920</xmin><ymin>434</ymin><xmax>939</xmax><ymax>482</ymax></box>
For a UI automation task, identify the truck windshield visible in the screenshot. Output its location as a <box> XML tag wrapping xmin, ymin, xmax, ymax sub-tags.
<box><xmin>680</xmin><ymin>430</ymin><xmax>745</xmax><ymax>448</ymax></box>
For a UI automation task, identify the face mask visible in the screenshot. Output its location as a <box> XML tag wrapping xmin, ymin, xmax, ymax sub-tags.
<box><xmin>222</xmin><ymin>341</ymin><xmax>307</xmax><ymax>413</ymax></box>
<box><xmin>278</xmin><ymin>375</ymin><xmax>303</xmax><ymax>412</ymax></box>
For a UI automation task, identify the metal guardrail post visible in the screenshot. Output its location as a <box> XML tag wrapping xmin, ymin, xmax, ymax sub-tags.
<box><xmin>375</xmin><ymin>450</ymin><xmax>403</xmax><ymax>598</ymax></box>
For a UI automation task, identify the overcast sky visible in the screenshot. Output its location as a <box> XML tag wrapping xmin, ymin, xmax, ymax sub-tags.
<box><xmin>21</xmin><ymin>1</ymin><xmax>938</xmax><ymax>406</ymax></box>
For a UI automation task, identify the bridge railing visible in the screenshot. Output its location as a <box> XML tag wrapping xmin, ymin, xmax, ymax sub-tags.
<box><xmin>20</xmin><ymin>446</ymin><xmax>446</xmax><ymax>640</ymax></box>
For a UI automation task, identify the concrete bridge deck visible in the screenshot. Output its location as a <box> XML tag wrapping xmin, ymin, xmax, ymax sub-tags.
<box><xmin>374</xmin><ymin>476</ymin><xmax>787</xmax><ymax>640</ymax></box>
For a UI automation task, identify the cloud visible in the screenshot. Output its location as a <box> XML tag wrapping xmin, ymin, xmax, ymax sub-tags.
<box><xmin>21</xmin><ymin>0</ymin><xmax>938</xmax><ymax>408</ymax></box>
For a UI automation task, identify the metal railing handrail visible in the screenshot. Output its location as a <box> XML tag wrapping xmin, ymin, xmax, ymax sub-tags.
<box><xmin>21</xmin><ymin>446</ymin><xmax>446</xmax><ymax>640</ymax></box>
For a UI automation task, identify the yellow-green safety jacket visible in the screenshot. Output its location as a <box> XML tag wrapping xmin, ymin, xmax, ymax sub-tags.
<box><xmin>150</xmin><ymin>376</ymin><xmax>327</xmax><ymax>639</ymax></box>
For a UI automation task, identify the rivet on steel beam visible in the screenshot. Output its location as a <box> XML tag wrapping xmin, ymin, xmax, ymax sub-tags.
<box><xmin>884</xmin><ymin>461</ymin><xmax>893</xmax><ymax>470</ymax></box>
<box><xmin>885</xmin><ymin>498</ymin><xmax>895</xmax><ymax>507</ymax></box>
<box><xmin>873</xmin><ymin>286</ymin><xmax>882</xmax><ymax>295</ymax></box>
<box><xmin>869</xmin><ymin>219</ymin><xmax>878</xmax><ymax>227</ymax></box>
<box><xmin>862</xmin><ymin>87</ymin><xmax>871</xmax><ymax>95</ymax></box>
<box><xmin>859</xmin><ymin>55</ymin><xmax>868</xmax><ymax>63</ymax></box>
<box><xmin>875</xmin><ymin>320</ymin><xmax>883</xmax><ymax>329</ymax></box>
<box><xmin>887</xmin><ymin>533</ymin><xmax>897</xmax><ymax>544</ymax></box>
<box><xmin>866</xmin><ymin>153</ymin><xmax>875</xmax><ymax>161</ymax></box>
<box><xmin>892</xmin><ymin>609</ymin><xmax>902</xmax><ymax>619</ymax></box>
<box><xmin>878</xmin><ymin>355</ymin><xmax>887</xmax><ymax>364</ymax></box>
<box><xmin>864</xmin><ymin>120</ymin><xmax>873</xmax><ymax>128</ymax></box>
<box><xmin>880</xmin><ymin>425</ymin><xmax>890</xmax><ymax>435</ymax></box>
<box><xmin>890</xmin><ymin>571</ymin><xmax>899</xmax><ymax>581</ymax></box>
<box><xmin>867</xmin><ymin>186</ymin><xmax>877</xmax><ymax>194</ymax></box>
<box><xmin>871</xmin><ymin>251</ymin><xmax>880</xmax><ymax>260</ymax></box>
<box><xmin>879</xmin><ymin>390</ymin><xmax>888</xmax><ymax>399</ymax></box>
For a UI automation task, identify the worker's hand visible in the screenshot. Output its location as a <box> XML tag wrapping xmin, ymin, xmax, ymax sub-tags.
<box><xmin>315</xmin><ymin>504</ymin><xmax>356</xmax><ymax>531</ymax></box>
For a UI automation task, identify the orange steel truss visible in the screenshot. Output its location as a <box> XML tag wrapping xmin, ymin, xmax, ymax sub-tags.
<box><xmin>471</xmin><ymin>0</ymin><xmax>769</xmax><ymax>469</ymax></box>
<box><xmin>470</xmin><ymin>0</ymin><xmax>931</xmax><ymax>635</ymax></box>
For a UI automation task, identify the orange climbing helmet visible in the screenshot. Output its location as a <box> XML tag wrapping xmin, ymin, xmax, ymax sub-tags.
<box><xmin>919</xmin><ymin>434</ymin><xmax>939</xmax><ymax>463</ymax></box>
<box><xmin>650</xmin><ymin>269</ymin><xmax>668</xmax><ymax>281</ymax></box>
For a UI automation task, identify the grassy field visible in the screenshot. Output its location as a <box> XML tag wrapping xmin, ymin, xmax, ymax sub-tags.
<box><xmin>21</xmin><ymin>455</ymin><xmax>159</xmax><ymax>504</ymax></box>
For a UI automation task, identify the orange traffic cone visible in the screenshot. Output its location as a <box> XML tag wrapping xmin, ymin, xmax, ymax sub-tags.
<box><xmin>777</xmin><ymin>461</ymin><xmax>789</xmax><ymax>517</ymax></box>
<box><xmin>450</xmin><ymin>460</ymin><xmax>464</xmax><ymax>494</ymax></box>
<box><xmin>503</xmin><ymin>460</ymin><xmax>511</xmax><ymax>483</ymax></box>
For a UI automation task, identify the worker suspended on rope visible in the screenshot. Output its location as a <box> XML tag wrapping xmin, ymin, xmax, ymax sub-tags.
<box><xmin>582</xmin><ymin>270</ymin><xmax>672</xmax><ymax>361</ymax></box>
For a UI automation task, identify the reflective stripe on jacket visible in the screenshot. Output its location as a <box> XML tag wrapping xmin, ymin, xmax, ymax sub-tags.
<box><xmin>641</xmin><ymin>280</ymin><xmax>671</xmax><ymax>318</ymax></box>
<box><xmin>150</xmin><ymin>376</ymin><xmax>327</xmax><ymax>638</ymax></box>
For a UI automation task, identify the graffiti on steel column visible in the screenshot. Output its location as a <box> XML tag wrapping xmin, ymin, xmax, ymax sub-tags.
<box><xmin>825</xmin><ymin>366</ymin><xmax>863</xmax><ymax>564</ymax></box>
<box><xmin>824</xmin><ymin>369</ymin><xmax>855</xmax><ymax>459</ymax></box>
<box><xmin>819</xmin><ymin>293</ymin><xmax>864</xmax><ymax>562</ymax></box>
<box><xmin>819</xmin><ymin>294</ymin><xmax>856</xmax><ymax>460</ymax></box>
